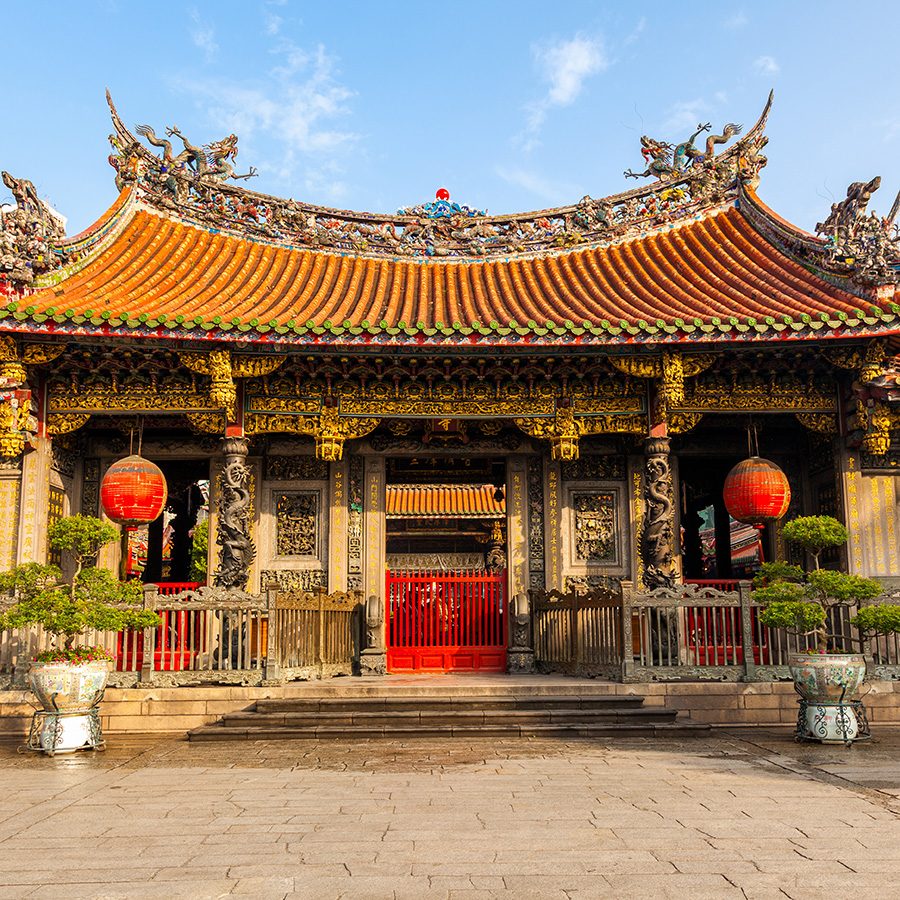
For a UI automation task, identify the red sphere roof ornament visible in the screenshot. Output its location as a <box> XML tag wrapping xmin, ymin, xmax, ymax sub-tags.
<box><xmin>100</xmin><ymin>455</ymin><xmax>168</xmax><ymax>530</ymax></box>
<box><xmin>435</xmin><ymin>188</ymin><xmax>450</xmax><ymax>201</ymax></box>
<box><xmin>723</xmin><ymin>456</ymin><xmax>791</xmax><ymax>527</ymax></box>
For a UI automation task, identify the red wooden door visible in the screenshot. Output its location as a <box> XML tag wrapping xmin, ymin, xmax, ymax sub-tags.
<box><xmin>386</xmin><ymin>569</ymin><xmax>507</xmax><ymax>672</ymax></box>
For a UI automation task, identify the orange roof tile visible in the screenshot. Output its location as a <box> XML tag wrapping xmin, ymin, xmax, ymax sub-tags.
<box><xmin>7</xmin><ymin>200</ymin><xmax>896</xmax><ymax>344</ymax></box>
<box><xmin>386</xmin><ymin>485</ymin><xmax>505</xmax><ymax>519</ymax></box>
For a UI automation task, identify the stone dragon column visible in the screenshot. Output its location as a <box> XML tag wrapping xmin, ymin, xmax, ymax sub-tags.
<box><xmin>641</xmin><ymin>436</ymin><xmax>677</xmax><ymax>588</ymax></box>
<box><xmin>213</xmin><ymin>436</ymin><xmax>256</xmax><ymax>590</ymax></box>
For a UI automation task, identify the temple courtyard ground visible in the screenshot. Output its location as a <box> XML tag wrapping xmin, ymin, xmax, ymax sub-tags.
<box><xmin>1</xmin><ymin>729</ymin><xmax>899</xmax><ymax>898</ymax></box>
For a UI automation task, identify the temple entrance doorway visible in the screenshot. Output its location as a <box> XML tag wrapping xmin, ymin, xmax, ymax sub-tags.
<box><xmin>124</xmin><ymin>458</ymin><xmax>210</xmax><ymax>588</ymax></box>
<box><xmin>383</xmin><ymin>454</ymin><xmax>508</xmax><ymax>673</ymax></box>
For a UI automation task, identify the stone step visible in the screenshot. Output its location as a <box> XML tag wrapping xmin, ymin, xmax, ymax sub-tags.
<box><xmin>189</xmin><ymin>721</ymin><xmax>708</xmax><ymax>741</ymax></box>
<box><xmin>254</xmin><ymin>695</ymin><xmax>645</xmax><ymax>713</ymax></box>
<box><xmin>219</xmin><ymin>707</ymin><xmax>677</xmax><ymax>727</ymax></box>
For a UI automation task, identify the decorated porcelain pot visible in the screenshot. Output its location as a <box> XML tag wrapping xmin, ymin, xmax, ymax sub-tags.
<box><xmin>788</xmin><ymin>653</ymin><xmax>866</xmax><ymax>704</ymax></box>
<box><xmin>28</xmin><ymin>660</ymin><xmax>110</xmax><ymax>713</ymax></box>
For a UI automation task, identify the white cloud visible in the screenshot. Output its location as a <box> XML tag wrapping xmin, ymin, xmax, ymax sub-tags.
<box><xmin>172</xmin><ymin>39</ymin><xmax>358</xmax><ymax>191</ymax></box>
<box><xmin>625</xmin><ymin>17</ymin><xmax>647</xmax><ymax>46</ymax></box>
<box><xmin>724</xmin><ymin>11</ymin><xmax>748</xmax><ymax>29</ymax></box>
<box><xmin>521</xmin><ymin>34</ymin><xmax>607</xmax><ymax>142</ymax></box>
<box><xmin>264</xmin><ymin>11</ymin><xmax>283</xmax><ymax>35</ymax></box>
<box><xmin>494</xmin><ymin>165</ymin><xmax>573</xmax><ymax>204</ymax></box>
<box><xmin>662</xmin><ymin>98</ymin><xmax>712</xmax><ymax>133</ymax></box>
<box><xmin>188</xmin><ymin>7</ymin><xmax>218</xmax><ymax>63</ymax></box>
<box><xmin>882</xmin><ymin>115</ymin><xmax>900</xmax><ymax>143</ymax></box>
<box><xmin>753</xmin><ymin>55</ymin><xmax>780</xmax><ymax>76</ymax></box>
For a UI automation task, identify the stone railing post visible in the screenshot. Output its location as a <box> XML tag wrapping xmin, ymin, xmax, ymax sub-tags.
<box><xmin>360</xmin><ymin>594</ymin><xmax>386</xmax><ymax>675</ymax></box>
<box><xmin>620</xmin><ymin>580</ymin><xmax>635</xmax><ymax>681</ymax></box>
<box><xmin>263</xmin><ymin>585</ymin><xmax>281</xmax><ymax>683</ymax></box>
<box><xmin>139</xmin><ymin>584</ymin><xmax>159</xmax><ymax>684</ymax></box>
<box><xmin>738</xmin><ymin>581</ymin><xmax>758</xmax><ymax>682</ymax></box>
<box><xmin>507</xmin><ymin>592</ymin><xmax>535</xmax><ymax>673</ymax></box>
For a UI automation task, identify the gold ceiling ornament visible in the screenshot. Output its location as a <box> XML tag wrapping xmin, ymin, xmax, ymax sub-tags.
<box><xmin>667</xmin><ymin>412</ymin><xmax>705</xmax><ymax>434</ymax></box>
<box><xmin>822</xmin><ymin>341</ymin><xmax>887</xmax><ymax>384</ymax></box>
<box><xmin>516</xmin><ymin>406</ymin><xmax>646</xmax><ymax>459</ymax></box>
<box><xmin>608</xmin><ymin>352</ymin><xmax>717</xmax><ymax>410</ymax></box>
<box><xmin>795</xmin><ymin>412</ymin><xmax>838</xmax><ymax>434</ymax></box>
<box><xmin>858</xmin><ymin>400</ymin><xmax>898</xmax><ymax>456</ymax></box>
<box><xmin>0</xmin><ymin>336</ymin><xmax>26</xmax><ymax>385</ymax></box>
<box><xmin>186</xmin><ymin>411</ymin><xmax>227</xmax><ymax>434</ymax></box>
<box><xmin>21</xmin><ymin>343</ymin><xmax>66</xmax><ymax>366</ymax></box>
<box><xmin>178</xmin><ymin>349</ymin><xmax>237</xmax><ymax>420</ymax></box>
<box><xmin>231</xmin><ymin>355</ymin><xmax>287</xmax><ymax>378</ymax></box>
<box><xmin>0</xmin><ymin>393</ymin><xmax>30</xmax><ymax>458</ymax></box>
<box><xmin>515</xmin><ymin>407</ymin><xmax>582</xmax><ymax>461</ymax></box>
<box><xmin>860</xmin><ymin>341</ymin><xmax>887</xmax><ymax>385</ymax></box>
<box><xmin>46</xmin><ymin>413</ymin><xmax>91</xmax><ymax>436</ymax></box>
<box><xmin>245</xmin><ymin>407</ymin><xmax>380</xmax><ymax>460</ymax></box>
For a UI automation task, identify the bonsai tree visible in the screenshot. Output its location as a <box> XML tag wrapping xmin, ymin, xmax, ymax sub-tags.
<box><xmin>753</xmin><ymin>515</ymin><xmax>898</xmax><ymax>654</ymax></box>
<box><xmin>0</xmin><ymin>515</ymin><xmax>159</xmax><ymax>663</ymax></box>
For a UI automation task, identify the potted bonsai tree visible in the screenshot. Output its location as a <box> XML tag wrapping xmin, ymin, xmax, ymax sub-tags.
<box><xmin>753</xmin><ymin>515</ymin><xmax>899</xmax><ymax>743</ymax></box>
<box><xmin>0</xmin><ymin>515</ymin><xmax>158</xmax><ymax>754</ymax></box>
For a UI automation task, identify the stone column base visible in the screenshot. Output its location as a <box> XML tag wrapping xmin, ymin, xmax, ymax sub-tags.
<box><xmin>360</xmin><ymin>650</ymin><xmax>387</xmax><ymax>676</ymax></box>
<box><xmin>507</xmin><ymin>650</ymin><xmax>535</xmax><ymax>674</ymax></box>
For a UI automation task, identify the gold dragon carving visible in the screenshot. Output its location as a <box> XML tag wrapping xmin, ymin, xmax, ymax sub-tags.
<box><xmin>0</xmin><ymin>394</ymin><xmax>30</xmax><ymax>458</ymax></box>
<box><xmin>823</xmin><ymin>341</ymin><xmax>887</xmax><ymax>384</ymax></box>
<box><xmin>514</xmin><ymin>407</ymin><xmax>645</xmax><ymax>460</ymax></box>
<box><xmin>245</xmin><ymin>407</ymin><xmax>380</xmax><ymax>460</ymax></box>
<box><xmin>795</xmin><ymin>413</ymin><xmax>838</xmax><ymax>434</ymax></box>
<box><xmin>46</xmin><ymin>413</ymin><xmax>92</xmax><ymax>436</ymax></box>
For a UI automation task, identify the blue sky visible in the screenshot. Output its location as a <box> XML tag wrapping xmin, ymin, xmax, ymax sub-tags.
<box><xmin>3</xmin><ymin>1</ymin><xmax>900</xmax><ymax>234</ymax></box>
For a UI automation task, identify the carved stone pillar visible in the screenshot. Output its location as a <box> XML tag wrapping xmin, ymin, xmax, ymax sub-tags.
<box><xmin>361</xmin><ymin>456</ymin><xmax>387</xmax><ymax>674</ymax></box>
<box><xmin>360</xmin><ymin>594</ymin><xmax>386</xmax><ymax>676</ymax></box>
<box><xmin>507</xmin><ymin>592</ymin><xmax>535</xmax><ymax>673</ymax></box>
<box><xmin>641</xmin><ymin>437</ymin><xmax>678</xmax><ymax>588</ymax></box>
<box><xmin>213</xmin><ymin>436</ymin><xmax>256</xmax><ymax>590</ymax></box>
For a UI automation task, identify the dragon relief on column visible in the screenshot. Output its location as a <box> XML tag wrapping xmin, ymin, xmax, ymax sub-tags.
<box><xmin>214</xmin><ymin>440</ymin><xmax>256</xmax><ymax>590</ymax></box>
<box><xmin>642</xmin><ymin>439</ymin><xmax>677</xmax><ymax>589</ymax></box>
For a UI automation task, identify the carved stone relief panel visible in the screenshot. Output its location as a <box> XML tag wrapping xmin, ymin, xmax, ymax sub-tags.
<box><xmin>572</xmin><ymin>491</ymin><xmax>618</xmax><ymax>565</ymax></box>
<box><xmin>562</xmin><ymin>482</ymin><xmax>629</xmax><ymax>582</ymax></box>
<box><xmin>275</xmin><ymin>491</ymin><xmax>319</xmax><ymax>557</ymax></box>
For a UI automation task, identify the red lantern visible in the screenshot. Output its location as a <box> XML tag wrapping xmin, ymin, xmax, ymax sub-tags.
<box><xmin>723</xmin><ymin>457</ymin><xmax>791</xmax><ymax>526</ymax></box>
<box><xmin>435</xmin><ymin>187</ymin><xmax>450</xmax><ymax>201</ymax></box>
<box><xmin>100</xmin><ymin>455</ymin><xmax>168</xmax><ymax>528</ymax></box>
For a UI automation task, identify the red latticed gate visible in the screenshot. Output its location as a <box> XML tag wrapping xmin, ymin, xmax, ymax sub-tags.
<box><xmin>386</xmin><ymin>569</ymin><xmax>507</xmax><ymax>672</ymax></box>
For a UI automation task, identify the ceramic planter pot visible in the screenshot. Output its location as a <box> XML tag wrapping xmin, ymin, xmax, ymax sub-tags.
<box><xmin>788</xmin><ymin>653</ymin><xmax>866</xmax><ymax>703</ymax></box>
<box><xmin>28</xmin><ymin>660</ymin><xmax>110</xmax><ymax>713</ymax></box>
<box><xmin>26</xmin><ymin>660</ymin><xmax>110</xmax><ymax>754</ymax></box>
<box><xmin>789</xmin><ymin>653</ymin><xmax>867</xmax><ymax>744</ymax></box>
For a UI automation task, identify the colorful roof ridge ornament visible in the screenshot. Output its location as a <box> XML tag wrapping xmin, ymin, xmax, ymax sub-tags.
<box><xmin>397</xmin><ymin>188</ymin><xmax>486</xmax><ymax>220</ymax></box>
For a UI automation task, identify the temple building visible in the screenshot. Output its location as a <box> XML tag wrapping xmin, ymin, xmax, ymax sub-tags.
<box><xmin>0</xmin><ymin>91</ymin><xmax>898</xmax><ymax>674</ymax></box>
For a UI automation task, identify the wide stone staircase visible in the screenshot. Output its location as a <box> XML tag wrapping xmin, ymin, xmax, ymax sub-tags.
<box><xmin>187</xmin><ymin>679</ymin><xmax>709</xmax><ymax>741</ymax></box>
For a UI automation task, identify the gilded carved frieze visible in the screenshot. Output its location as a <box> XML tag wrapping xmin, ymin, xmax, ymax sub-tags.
<box><xmin>48</xmin><ymin>383</ymin><xmax>214</xmax><ymax>414</ymax></box>
<box><xmin>46</xmin><ymin>413</ymin><xmax>91</xmax><ymax>436</ymax></box>
<box><xmin>679</xmin><ymin>375</ymin><xmax>837</xmax><ymax>412</ymax></box>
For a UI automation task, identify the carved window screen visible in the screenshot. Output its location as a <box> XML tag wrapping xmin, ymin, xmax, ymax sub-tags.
<box><xmin>274</xmin><ymin>491</ymin><xmax>320</xmax><ymax>558</ymax></box>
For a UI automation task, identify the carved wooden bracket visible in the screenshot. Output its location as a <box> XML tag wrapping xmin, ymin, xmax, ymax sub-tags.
<box><xmin>608</xmin><ymin>352</ymin><xmax>716</xmax><ymax>411</ymax></box>
<box><xmin>246</xmin><ymin>406</ymin><xmax>379</xmax><ymax>460</ymax></box>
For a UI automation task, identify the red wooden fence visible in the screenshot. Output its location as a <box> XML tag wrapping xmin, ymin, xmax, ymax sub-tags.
<box><xmin>386</xmin><ymin>569</ymin><xmax>507</xmax><ymax>672</ymax></box>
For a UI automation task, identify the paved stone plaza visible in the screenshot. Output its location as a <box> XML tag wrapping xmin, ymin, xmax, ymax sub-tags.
<box><xmin>1</xmin><ymin>729</ymin><xmax>899</xmax><ymax>899</ymax></box>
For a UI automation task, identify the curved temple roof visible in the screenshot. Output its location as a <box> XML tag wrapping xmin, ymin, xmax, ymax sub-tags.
<box><xmin>0</xmin><ymin>92</ymin><xmax>897</xmax><ymax>347</ymax></box>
